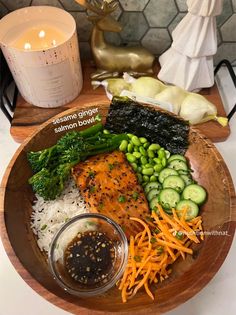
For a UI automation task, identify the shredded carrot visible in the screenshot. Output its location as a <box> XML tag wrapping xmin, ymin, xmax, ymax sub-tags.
<box><xmin>121</xmin><ymin>282</ymin><xmax>130</xmax><ymax>303</ymax></box>
<box><xmin>118</xmin><ymin>204</ymin><xmax>204</xmax><ymax>303</ymax></box>
<box><xmin>172</xmin><ymin>209</ymin><xmax>200</xmax><ymax>243</ymax></box>
<box><xmin>151</xmin><ymin>212</ymin><xmax>186</xmax><ymax>248</ymax></box>
<box><xmin>135</xmin><ymin>255</ymin><xmax>153</xmax><ymax>278</ymax></box>
<box><xmin>130</xmin><ymin>264</ymin><xmax>152</xmax><ymax>299</ymax></box>
<box><xmin>129</xmin><ymin>236</ymin><xmax>137</xmax><ymax>288</ymax></box>
<box><xmin>166</xmin><ymin>245</ymin><xmax>176</xmax><ymax>261</ymax></box>
<box><xmin>144</xmin><ymin>281</ymin><xmax>154</xmax><ymax>300</ymax></box>
<box><xmin>180</xmin><ymin>206</ymin><xmax>188</xmax><ymax>221</ymax></box>
<box><xmin>155</xmin><ymin>205</ymin><xmax>179</xmax><ymax>229</ymax></box>
<box><xmin>154</xmin><ymin>239</ymin><xmax>193</xmax><ymax>254</ymax></box>
<box><xmin>131</xmin><ymin>217</ymin><xmax>152</xmax><ymax>249</ymax></box>
<box><xmin>134</xmin><ymin>231</ymin><xmax>143</xmax><ymax>242</ymax></box>
<box><xmin>118</xmin><ymin>268</ymin><xmax>130</xmax><ymax>290</ymax></box>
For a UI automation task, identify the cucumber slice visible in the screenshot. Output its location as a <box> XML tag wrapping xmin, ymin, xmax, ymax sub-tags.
<box><xmin>144</xmin><ymin>182</ymin><xmax>162</xmax><ymax>194</ymax></box>
<box><xmin>178</xmin><ymin>169</ymin><xmax>191</xmax><ymax>175</ymax></box>
<box><xmin>163</xmin><ymin>175</ymin><xmax>185</xmax><ymax>193</ymax></box>
<box><xmin>180</xmin><ymin>174</ymin><xmax>194</xmax><ymax>186</ymax></box>
<box><xmin>165</xmin><ymin>150</ymin><xmax>171</xmax><ymax>159</ymax></box>
<box><xmin>168</xmin><ymin>154</ymin><xmax>187</xmax><ymax>163</ymax></box>
<box><xmin>147</xmin><ymin>188</ymin><xmax>160</xmax><ymax>202</ymax></box>
<box><xmin>182</xmin><ymin>184</ymin><xmax>207</xmax><ymax>205</ymax></box>
<box><xmin>168</xmin><ymin>159</ymin><xmax>188</xmax><ymax>172</ymax></box>
<box><xmin>158</xmin><ymin>188</ymin><xmax>180</xmax><ymax>210</ymax></box>
<box><xmin>149</xmin><ymin>197</ymin><xmax>159</xmax><ymax>211</ymax></box>
<box><xmin>158</xmin><ymin>168</ymin><xmax>178</xmax><ymax>183</ymax></box>
<box><xmin>176</xmin><ymin>200</ymin><xmax>199</xmax><ymax>220</ymax></box>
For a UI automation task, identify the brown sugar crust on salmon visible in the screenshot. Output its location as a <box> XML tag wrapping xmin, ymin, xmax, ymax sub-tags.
<box><xmin>72</xmin><ymin>150</ymin><xmax>150</xmax><ymax>237</ymax></box>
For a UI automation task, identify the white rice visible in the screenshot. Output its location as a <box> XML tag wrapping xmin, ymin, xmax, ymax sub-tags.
<box><xmin>30</xmin><ymin>178</ymin><xmax>88</xmax><ymax>253</ymax></box>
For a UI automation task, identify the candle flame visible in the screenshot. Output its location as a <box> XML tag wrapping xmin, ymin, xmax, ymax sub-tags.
<box><xmin>24</xmin><ymin>42</ymin><xmax>31</xmax><ymax>50</ymax></box>
<box><xmin>38</xmin><ymin>30</ymin><xmax>46</xmax><ymax>38</ymax></box>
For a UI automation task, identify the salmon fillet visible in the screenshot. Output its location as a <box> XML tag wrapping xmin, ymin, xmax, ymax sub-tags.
<box><xmin>72</xmin><ymin>150</ymin><xmax>150</xmax><ymax>237</ymax></box>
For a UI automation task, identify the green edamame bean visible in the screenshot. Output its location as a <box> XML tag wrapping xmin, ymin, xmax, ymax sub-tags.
<box><xmin>103</xmin><ymin>129</ymin><xmax>110</xmax><ymax>134</ymax></box>
<box><xmin>153</xmin><ymin>157</ymin><xmax>161</xmax><ymax>164</ymax></box>
<box><xmin>147</xmin><ymin>150</ymin><xmax>155</xmax><ymax>158</ymax></box>
<box><xmin>142</xmin><ymin>168</ymin><xmax>154</xmax><ymax>176</ymax></box>
<box><xmin>143</xmin><ymin>142</ymin><xmax>150</xmax><ymax>149</ymax></box>
<box><xmin>139</xmin><ymin>146</ymin><xmax>147</xmax><ymax>156</ymax></box>
<box><xmin>131</xmin><ymin>163</ymin><xmax>138</xmax><ymax>171</ymax></box>
<box><xmin>154</xmin><ymin>164</ymin><xmax>163</xmax><ymax>172</ymax></box>
<box><xmin>158</xmin><ymin>148</ymin><xmax>165</xmax><ymax>159</ymax></box>
<box><xmin>148</xmin><ymin>158</ymin><xmax>155</xmax><ymax>165</ymax></box>
<box><xmin>133</xmin><ymin>152</ymin><xmax>141</xmax><ymax>159</ymax></box>
<box><xmin>126</xmin><ymin>153</ymin><xmax>136</xmax><ymax>163</ymax></box>
<box><xmin>150</xmin><ymin>175</ymin><xmax>158</xmax><ymax>182</ymax></box>
<box><xmin>162</xmin><ymin>157</ymin><xmax>167</xmax><ymax>167</ymax></box>
<box><xmin>144</xmin><ymin>163</ymin><xmax>153</xmax><ymax>169</ymax></box>
<box><xmin>127</xmin><ymin>143</ymin><xmax>134</xmax><ymax>153</ymax></box>
<box><xmin>143</xmin><ymin>175</ymin><xmax>150</xmax><ymax>182</ymax></box>
<box><xmin>134</xmin><ymin>146</ymin><xmax>139</xmax><ymax>152</ymax></box>
<box><xmin>131</xmin><ymin>135</ymin><xmax>141</xmax><ymax>146</ymax></box>
<box><xmin>119</xmin><ymin>140</ymin><xmax>128</xmax><ymax>152</ymax></box>
<box><xmin>139</xmin><ymin>137</ymin><xmax>148</xmax><ymax>144</ymax></box>
<box><xmin>148</xmin><ymin>143</ymin><xmax>160</xmax><ymax>151</ymax></box>
<box><xmin>137</xmin><ymin>166</ymin><xmax>142</xmax><ymax>173</ymax></box>
<box><xmin>141</xmin><ymin>156</ymin><xmax>148</xmax><ymax>165</ymax></box>
<box><xmin>127</xmin><ymin>133</ymin><xmax>134</xmax><ymax>139</ymax></box>
<box><xmin>137</xmin><ymin>173</ymin><xmax>143</xmax><ymax>183</ymax></box>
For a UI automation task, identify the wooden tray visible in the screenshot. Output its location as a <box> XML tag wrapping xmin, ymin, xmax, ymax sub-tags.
<box><xmin>10</xmin><ymin>62</ymin><xmax>230</xmax><ymax>143</ymax></box>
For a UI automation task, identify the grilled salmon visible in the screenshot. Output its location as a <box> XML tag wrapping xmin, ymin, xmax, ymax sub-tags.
<box><xmin>72</xmin><ymin>150</ymin><xmax>150</xmax><ymax>237</ymax></box>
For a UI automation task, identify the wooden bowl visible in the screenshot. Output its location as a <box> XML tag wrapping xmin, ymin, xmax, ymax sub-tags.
<box><xmin>1</xmin><ymin>102</ymin><xmax>235</xmax><ymax>314</ymax></box>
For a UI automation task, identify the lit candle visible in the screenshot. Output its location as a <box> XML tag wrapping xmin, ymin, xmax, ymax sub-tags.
<box><xmin>0</xmin><ymin>6</ymin><xmax>83</xmax><ymax>108</ymax></box>
<box><xmin>12</xmin><ymin>25</ymin><xmax>67</xmax><ymax>51</ymax></box>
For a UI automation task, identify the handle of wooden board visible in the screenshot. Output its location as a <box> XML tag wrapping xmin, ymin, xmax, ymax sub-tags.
<box><xmin>0</xmin><ymin>51</ymin><xmax>18</xmax><ymax>122</ymax></box>
<box><xmin>214</xmin><ymin>59</ymin><xmax>236</xmax><ymax>121</ymax></box>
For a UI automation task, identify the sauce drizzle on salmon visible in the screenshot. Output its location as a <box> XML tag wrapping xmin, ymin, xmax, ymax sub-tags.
<box><xmin>72</xmin><ymin>151</ymin><xmax>150</xmax><ymax>237</ymax></box>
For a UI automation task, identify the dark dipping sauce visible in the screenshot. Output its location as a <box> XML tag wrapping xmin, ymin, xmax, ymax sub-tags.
<box><xmin>64</xmin><ymin>231</ymin><xmax>115</xmax><ymax>287</ymax></box>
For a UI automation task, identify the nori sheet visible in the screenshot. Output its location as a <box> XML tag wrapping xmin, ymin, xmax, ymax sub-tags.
<box><xmin>105</xmin><ymin>97</ymin><xmax>189</xmax><ymax>154</ymax></box>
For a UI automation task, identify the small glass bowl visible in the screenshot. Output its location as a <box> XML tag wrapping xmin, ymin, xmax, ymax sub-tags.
<box><xmin>48</xmin><ymin>213</ymin><xmax>128</xmax><ymax>297</ymax></box>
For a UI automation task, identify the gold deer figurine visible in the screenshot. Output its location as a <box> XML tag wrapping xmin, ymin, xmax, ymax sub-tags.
<box><xmin>75</xmin><ymin>0</ymin><xmax>155</xmax><ymax>80</ymax></box>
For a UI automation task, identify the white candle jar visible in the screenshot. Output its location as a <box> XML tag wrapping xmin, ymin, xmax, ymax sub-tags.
<box><xmin>0</xmin><ymin>6</ymin><xmax>83</xmax><ymax>108</ymax></box>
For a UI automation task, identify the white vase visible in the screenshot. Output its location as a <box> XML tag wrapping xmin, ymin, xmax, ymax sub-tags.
<box><xmin>172</xmin><ymin>13</ymin><xmax>217</xmax><ymax>58</ymax></box>
<box><xmin>159</xmin><ymin>47</ymin><xmax>214</xmax><ymax>91</ymax></box>
<box><xmin>158</xmin><ymin>0</ymin><xmax>223</xmax><ymax>91</ymax></box>
<box><xmin>187</xmin><ymin>0</ymin><xmax>223</xmax><ymax>16</ymax></box>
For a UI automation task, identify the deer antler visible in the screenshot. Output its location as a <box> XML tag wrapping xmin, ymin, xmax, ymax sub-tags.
<box><xmin>75</xmin><ymin>0</ymin><xmax>102</xmax><ymax>14</ymax></box>
<box><xmin>101</xmin><ymin>0</ymin><xmax>119</xmax><ymax>15</ymax></box>
<box><xmin>75</xmin><ymin>0</ymin><xmax>118</xmax><ymax>16</ymax></box>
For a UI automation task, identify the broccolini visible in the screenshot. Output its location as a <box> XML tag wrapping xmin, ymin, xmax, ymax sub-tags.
<box><xmin>28</xmin><ymin>123</ymin><xmax>128</xmax><ymax>200</ymax></box>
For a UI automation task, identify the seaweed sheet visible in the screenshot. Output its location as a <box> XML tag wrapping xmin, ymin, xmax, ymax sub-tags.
<box><xmin>105</xmin><ymin>97</ymin><xmax>189</xmax><ymax>154</ymax></box>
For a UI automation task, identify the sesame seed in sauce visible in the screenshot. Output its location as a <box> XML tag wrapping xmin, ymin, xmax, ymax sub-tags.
<box><xmin>64</xmin><ymin>231</ymin><xmax>115</xmax><ymax>287</ymax></box>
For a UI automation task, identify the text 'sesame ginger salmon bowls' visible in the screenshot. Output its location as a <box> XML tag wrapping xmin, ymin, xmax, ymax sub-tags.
<box><xmin>0</xmin><ymin>97</ymin><xmax>235</xmax><ymax>314</ymax></box>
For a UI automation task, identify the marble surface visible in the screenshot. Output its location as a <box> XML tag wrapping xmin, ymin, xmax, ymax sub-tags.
<box><xmin>0</xmin><ymin>67</ymin><xmax>235</xmax><ymax>314</ymax></box>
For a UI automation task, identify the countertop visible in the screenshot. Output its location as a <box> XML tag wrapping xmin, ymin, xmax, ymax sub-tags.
<box><xmin>0</xmin><ymin>67</ymin><xmax>235</xmax><ymax>315</ymax></box>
